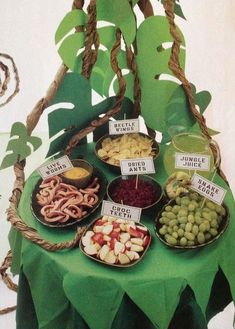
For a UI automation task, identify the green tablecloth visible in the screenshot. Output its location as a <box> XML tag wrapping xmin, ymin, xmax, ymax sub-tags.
<box><xmin>10</xmin><ymin>143</ymin><xmax>235</xmax><ymax>329</ymax></box>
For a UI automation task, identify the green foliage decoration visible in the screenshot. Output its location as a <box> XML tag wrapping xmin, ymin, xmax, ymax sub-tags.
<box><xmin>55</xmin><ymin>0</ymin><xmax>136</xmax><ymax>96</ymax></box>
<box><xmin>136</xmin><ymin>15</ymin><xmax>186</xmax><ymax>132</ymax></box>
<box><xmin>161</xmin><ymin>84</ymin><xmax>213</xmax><ymax>143</ymax></box>
<box><xmin>158</xmin><ymin>0</ymin><xmax>186</xmax><ymax>19</ymax></box>
<box><xmin>0</xmin><ymin>122</ymin><xmax>42</xmax><ymax>169</ymax></box>
<box><xmin>47</xmin><ymin>73</ymin><xmax>134</xmax><ymax>157</ymax></box>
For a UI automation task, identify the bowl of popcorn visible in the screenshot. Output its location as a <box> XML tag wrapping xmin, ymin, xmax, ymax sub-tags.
<box><xmin>80</xmin><ymin>216</ymin><xmax>151</xmax><ymax>267</ymax></box>
<box><xmin>95</xmin><ymin>132</ymin><xmax>159</xmax><ymax>171</ymax></box>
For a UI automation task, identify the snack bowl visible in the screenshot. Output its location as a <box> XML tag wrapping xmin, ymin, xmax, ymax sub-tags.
<box><xmin>155</xmin><ymin>192</ymin><xmax>229</xmax><ymax>249</ymax></box>
<box><xmin>95</xmin><ymin>132</ymin><xmax>159</xmax><ymax>172</ymax></box>
<box><xmin>60</xmin><ymin>159</ymin><xmax>93</xmax><ymax>188</ymax></box>
<box><xmin>107</xmin><ymin>175</ymin><xmax>163</xmax><ymax>210</ymax></box>
<box><xmin>31</xmin><ymin>165</ymin><xmax>107</xmax><ymax>228</ymax></box>
<box><xmin>80</xmin><ymin>216</ymin><xmax>151</xmax><ymax>267</ymax></box>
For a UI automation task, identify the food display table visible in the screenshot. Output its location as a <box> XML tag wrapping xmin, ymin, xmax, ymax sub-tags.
<box><xmin>9</xmin><ymin>144</ymin><xmax>235</xmax><ymax>329</ymax></box>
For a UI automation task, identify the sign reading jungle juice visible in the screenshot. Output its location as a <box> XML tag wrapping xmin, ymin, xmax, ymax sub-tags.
<box><xmin>175</xmin><ymin>153</ymin><xmax>210</xmax><ymax>171</ymax></box>
<box><xmin>190</xmin><ymin>173</ymin><xmax>227</xmax><ymax>205</ymax></box>
<box><xmin>101</xmin><ymin>200</ymin><xmax>141</xmax><ymax>222</ymax></box>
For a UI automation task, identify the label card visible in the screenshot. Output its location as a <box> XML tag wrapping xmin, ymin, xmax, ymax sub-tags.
<box><xmin>120</xmin><ymin>157</ymin><xmax>155</xmax><ymax>175</ymax></box>
<box><xmin>109</xmin><ymin>119</ymin><xmax>139</xmax><ymax>135</ymax></box>
<box><xmin>37</xmin><ymin>155</ymin><xmax>73</xmax><ymax>179</ymax></box>
<box><xmin>101</xmin><ymin>200</ymin><xmax>142</xmax><ymax>222</ymax></box>
<box><xmin>175</xmin><ymin>153</ymin><xmax>210</xmax><ymax>171</ymax></box>
<box><xmin>190</xmin><ymin>173</ymin><xmax>227</xmax><ymax>205</ymax></box>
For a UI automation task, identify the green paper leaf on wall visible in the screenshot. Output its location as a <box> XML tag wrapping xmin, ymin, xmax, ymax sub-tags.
<box><xmin>47</xmin><ymin>73</ymin><xmax>134</xmax><ymax>157</ymax></box>
<box><xmin>0</xmin><ymin>122</ymin><xmax>42</xmax><ymax>169</ymax></box>
<box><xmin>159</xmin><ymin>0</ymin><xmax>186</xmax><ymax>20</ymax></box>
<box><xmin>136</xmin><ymin>16</ymin><xmax>185</xmax><ymax>132</ymax></box>
<box><xmin>96</xmin><ymin>0</ymin><xmax>136</xmax><ymax>47</ymax></box>
<box><xmin>161</xmin><ymin>84</ymin><xmax>212</xmax><ymax>143</ymax></box>
<box><xmin>55</xmin><ymin>9</ymin><xmax>87</xmax><ymax>44</ymax></box>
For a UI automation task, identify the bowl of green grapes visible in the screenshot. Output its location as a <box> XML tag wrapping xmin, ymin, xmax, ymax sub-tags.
<box><xmin>155</xmin><ymin>191</ymin><xmax>229</xmax><ymax>249</ymax></box>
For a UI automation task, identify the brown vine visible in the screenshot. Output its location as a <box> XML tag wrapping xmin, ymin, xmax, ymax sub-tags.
<box><xmin>0</xmin><ymin>251</ymin><xmax>17</xmax><ymax>315</ymax></box>
<box><xmin>164</xmin><ymin>0</ymin><xmax>228</xmax><ymax>184</ymax></box>
<box><xmin>0</xmin><ymin>53</ymin><xmax>20</xmax><ymax>108</ymax></box>
<box><xmin>81</xmin><ymin>0</ymin><xmax>99</xmax><ymax>79</ymax></box>
<box><xmin>65</xmin><ymin>28</ymin><xmax>126</xmax><ymax>155</ymax></box>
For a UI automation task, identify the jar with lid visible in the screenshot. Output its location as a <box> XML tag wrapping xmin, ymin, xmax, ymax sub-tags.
<box><xmin>163</xmin><ymin>132</ymin><xmax>217</xmax><ymax>178</ymax></box>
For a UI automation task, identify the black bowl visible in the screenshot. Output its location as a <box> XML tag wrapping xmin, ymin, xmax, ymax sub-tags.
<box><xmin>95</xmin><ymin>132</ymin><xmax>159</xmax><ymax>172</ymax></box>
<box><xmin>31</xmin><ymin>166</ymin><xmax>107</xmax><ymax>228</ymax></box>
<box><xmin>155</xmin><ymin>198</ymin><xmax>229</xmax><ymax>249</ymax></box>
<box><xmin>107</xmin><ymin>174</ymin><xmax>163</xmax><ymax>210</ymax></box>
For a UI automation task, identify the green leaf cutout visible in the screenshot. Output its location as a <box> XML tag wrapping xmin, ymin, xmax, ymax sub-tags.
<box><xmin>47</xmin><ymin>73</ymin><xmax>134</xmax><ymax>157</ymax></box>
<box><xmin>161</xmin><ymin>84</ymin><xmax>212</xmax><ymax>143</ymax></box>
<box><xmin>55</xmin><ymin>9</ymin><xmax>87</xmax><ymax>44</ymax></box>
<box><xmin>136</xmin><ymin>16</ymin><xmax>185</xmax><ymax>132</ymax></box>
<box><xmin>96</xmin><ymin>0</ymin><xmax>136</xmax><ymax>47</ymax></box>
<box><xmin>0</xmin><ymin>122</ymin><xmax>42</xmax><ymax>169</ymax></box>
<box><xmin>159</xmin><ymin>0</ymin><xmax>186</xmax><ymax>20</ymax></box>
<box><xmin>55</xmin><ymin>10</ymin><xmax>132</xmax><ymax>97</ymax></box>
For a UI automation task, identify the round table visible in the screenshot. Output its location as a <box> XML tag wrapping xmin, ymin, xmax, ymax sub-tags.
<box><xmin>9</xmin><ymin>143</ymin><xmax>235</xmax><ymax>329</ymax></box>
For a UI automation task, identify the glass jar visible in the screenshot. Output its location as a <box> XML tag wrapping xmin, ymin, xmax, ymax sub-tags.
<box><xmin>163</xmin><ymin>132</ymin><xmax>217</xmax><ymax>178</ymax></box>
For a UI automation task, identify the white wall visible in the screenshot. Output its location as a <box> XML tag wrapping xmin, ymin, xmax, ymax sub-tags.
<box><xmin>0</xmin><ymin>1</ymin><xmax>234</xmax><ymax>328</ymax></box>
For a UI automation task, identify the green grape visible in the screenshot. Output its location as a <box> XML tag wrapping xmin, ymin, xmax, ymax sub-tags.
<box><xmin>184</xmin><ymin>232</ymin><xmax>195</xmax><ymax>241</ymax></box>
<box><xmin>180</xmin><ymin>223</ymin><xmax>186</xmax><ymax>230</ymax></box>
<box><xmin>178</xmin><ymin>216</ymin><xmax>188</xmax><ymax>224</ymax></box>
<box><xmin>167</xmin><ymin>227</ymin><xmax>173</xmax><ymax>234</ymax></box>
<box><xmin>195</xmin><ymin>217</ymin><xmax>203</xmax><ymax>225</ymax></box>
<box><xmin>209</xmin><ymin>228</ymin><xmax>218</xmax><ymax>236</ymax></box>
<box><xmin>180</xmin><ymin>237</ymin><xmax>187</xmax><ymax>246</ymax></box>
<box><xmin>192</xmin><ymin>225</ymin><xmax>199</xmax><ymax>236</ymax></box>
<box><xmin>187</xmin><ymin>240</ymin><xmax>195</xmax><ymax>246</ymax></box>
<box><xmin>197</xmin><ymin>232</ymin><xmax>205</xmax><ymax>244</ymax></box>
<box><xmin>215</xmin><ymin>205</ymin><xmax>226</xmax><ymax>216</ymax></box>
<box><xmin>181</xmin><ymin>197</ymin><xmax>190</xmax><ymax>206</ymax></box>
<box><xmin>202</xmin><ymin>207</ymin><xmax>211</xmax><ymax>213</ymax></box>
<box><xmin>163</xmin><ymin>217</ymin><xmax>170</xmax><ymax>224</ymax></box>
<box><xmin>205</xmin><ymin>233</ymin><xmax>212</xmax><ymax>241</ymax></box>
<box><xmin>199</xmin><ymin>223</ymin><xmax>208</xmax><ymax>233</ymax></box>
<box><xmin>178</xmin><ymin>209</ymin><xmax>188</xmax><ymax>217</ymax></box>
<box><xmin>206</xmin><ymin>201</ymin><xmax>216</xmax><ymax>210</ymax></box>
<box><xmin>173</xmin><ymin>225</ymin><xmax>179</xmax><ymax>232</ymax></box>
<box><xmin>202</xmin><ymin>212</ymin><xmax>211</xmax><ymax>221</ymax></box>
<box><xmin>176</xmin><ymin>197</ymin><xmax>181</xmax><ymax>205</ymax></box>
<box><xmin>169</xmin><ymin>219</ymin><xmax>178</xmax><ymax>227</ymax></box>
<box><xmin>159</xmin><ymin>217</ymin><xmax>165</xmax><ymax>224</ymax></box>
<box><xmin>188</xmin><ymin>214</ymin><xmax>195</xmax><ymax>223</ymax></box>
<box><xmin>166</xmin><ymin>236</ymin><xmax>178</xmax><ymax>246</ymax></box>
<box><xmin>189</xmin><ymin>192</ymin><xmax>199</xmax><ymax>201</ymax></box>
<box><xmin>188</xmin><ymin>203</ymin><xmax>196</xmax><ymax>211</ymax></box>
<box><xmin>159</xmin><ymin>227</ymin><xmax>167</xmax><ymax>235</ymax></box>
<box><xmin>172</xmin><ymin>232</ymin><xmax>178</xmax><ymax>239</ymax></box>
<box><xmin>166</xmin><ymin>212</ymin><xmax>177</xmax><ymax>220</ymax></box>
<box><xmin>210</xmin><ymin>211</ymin><xmax>218</xmax><ymax>220</ymax></box>
<box><xmin>165</xmin><ymin>205</ymin><xmax>173</xmax><ymax>212</ymax></box>
<box><xmin>191</xmin><ymin>200</ymin><xmax>199</xmax><ymax>208</ymax></box>
<box><xmin>178</xmin><ymin>228</ymin><xmax>184</xmax><ymax>237</ymax></box>
<box><xmin>185</xmin><ymin>222</ymin><xmax>192</xmax><ymax>232</ymax></box>
<box><xmin>172</xmin><ymin>205</ymin><xmax>180</xmax><ymax>214</ymax></box>
<box><xmin>211</xmin><ymin>219</ymin><xmax>218</xmax><ymax>228</ymax></box>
